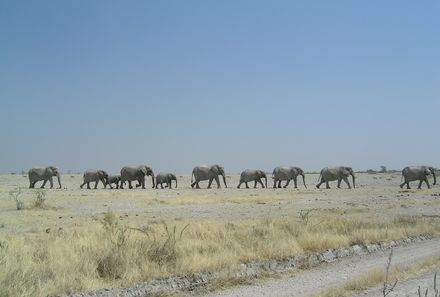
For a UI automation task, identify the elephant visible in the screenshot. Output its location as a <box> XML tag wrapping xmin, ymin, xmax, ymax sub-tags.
<box><xmin>237</xmin><ymin>169</ymin><xmax>267</xmax><ymax>189</ymax></box>
<box><xmin>106</xmin><ymin>175</ymin><xmax>121</xmax><ymax>189</ymax></box>
<box><xmin>80</xmin><ymin>170</ymin><xmax>108</xmax><ymax>189</ymax></box>
<box><xmin>28</xmin><ymin>166</ymin><xmax>62</xmax><ymax>189</ymax></box>
<box><xmin>191</xmin><ymin>165</ymin><xmax>227</xmax><ymax>189</ymax></box>
<box><xmin>316</xmin><ymin>166</ymin><xmax>355</xmax><ymax>189</ymax></box>
<box><xmin>155</xmin><ymin>173</ymin><xmax>178</xmax><ymax>189</ymax></box>
<box><xmin>272</xmin><ymin>166</ymin><xmax>307</xmax><ymax>189</ymax></box>
<box><xmin>120</xmin><ymin>165</ymin><xmax>155</xmax><ymax>189</ymax></box>
<box><xmin>400</xmin><ymin>166</ymin><xmax>436</xmax><ymax>189</ymax></box>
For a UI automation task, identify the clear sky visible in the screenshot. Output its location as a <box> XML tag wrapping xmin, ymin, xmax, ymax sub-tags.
<box><xmin>1</xmin><ymin>1</ymin><xmax>439</xmax><ymax>174</ymax></box>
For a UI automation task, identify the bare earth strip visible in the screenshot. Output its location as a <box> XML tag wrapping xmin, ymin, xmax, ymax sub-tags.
<box><xmin>202</xmin><ymin>238</ymin><xmax>440</xmax><ymax>297</ymax></box>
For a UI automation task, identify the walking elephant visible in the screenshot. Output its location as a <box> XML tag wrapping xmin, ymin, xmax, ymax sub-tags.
<box><xmin>120</xmin><ymin>165</ymin><xmax>155</xmax><ymax>189</ymax></box>
<box><xmin>80</xmin><ymin>170</ymin><xmax>108</xmax><ymax>189</ymax></box>
<box><xmin>191</xmin><ymin>165</ymin><xmax>227</xmax><ymax>189</ymax></box>
<box><xmin>237</xmin><ymin>169</ymin><xmax>267</xmax><ymax>188</ymax></box>
<box><xmin>316</xmin><ymin>166</ymin><xmax>355</xmax><ymax>189</ymax></box>
<box><xmin>400</xmin><ymin>166</ymin><xmax>436</xmax><ymax>189</ymax></box>
<box><xmin>106</xmin><ymin>175</ymin><xmax>121</xmax><ymax>189</ymax></box>
<box><xmin>272</xmin><ymin>166</ymin><xmax>307</xmax><ymax>189</ymax></box>
<box><xmin>28</xmin><ymin>166</ymin><xmax>62</xmax><ymax>189</ymax></box>
<box><xmin>155</xmin><ymin>173</ymin><xmax>178</xmax><ymax>189</ymax></box>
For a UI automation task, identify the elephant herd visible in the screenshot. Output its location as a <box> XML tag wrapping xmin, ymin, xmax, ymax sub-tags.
<box><xmin>27</xmin><ymin>165</ymin><xmax>437</xmax><ymax>190</ymax></box>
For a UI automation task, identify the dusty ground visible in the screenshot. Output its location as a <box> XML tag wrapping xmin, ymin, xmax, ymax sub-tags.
<box><xmin>0</xmin><ymin>172</ymin><xmax>439</xmax><ymax>296</ymax></box>
<box><xmin>0</xmin><ymin>172</ymin><xmax>439</xmax><ymax>235</ymax></box>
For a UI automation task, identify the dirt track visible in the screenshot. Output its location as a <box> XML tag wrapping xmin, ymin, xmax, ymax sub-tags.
<box><xmin>203</xmin><ymin>238</ymin><xmax>440</xmax><ymax>297</ymax></box>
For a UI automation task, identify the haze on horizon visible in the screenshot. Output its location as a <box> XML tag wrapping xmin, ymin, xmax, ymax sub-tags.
<box><xmin>1</xmin><ymin>1</ymin><xmax>439</xmax><ymax>175</ymax></box>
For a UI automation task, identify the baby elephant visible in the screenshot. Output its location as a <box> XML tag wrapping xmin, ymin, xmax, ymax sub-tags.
<box><xmin>155</xmin><ymin>173</ymin><xmax>178</xmax><ymax>189</ymax></box>
<box><xmin>106</xmin><ymin>175</ymin><xmax>122</xmax><ymax>189</ymax></box>
<box><xmin>80</xmin><ymin>170</ymin><xmax>108</xmax><ymax>189</ymax></box>
<box><xmin>237</xmin><ymin>169</ymin><xmax>267</xmax><ymax>188</ymax></box>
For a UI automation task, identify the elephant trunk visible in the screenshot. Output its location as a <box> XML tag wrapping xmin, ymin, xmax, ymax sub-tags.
<box><xmin>151</xmin><ymin>174</ymin><xmax>155</xmax><ymax>188</ymax></box>
<box><xmin>56</xmin><ymin>173</ymin><xmax>62</xmax><ymax>189</ymax></box>
<box><xmin>433</xmin><ymin>170</ymin><xmax>437</xmax><ymax>186</ymax></box>
<box><xmin>264</xmin><ymin>176</ymin><xmax>267</xmax><ymax>188</ymax></box>
<box><xmin>222</xmin><ymin>173</ymin><xmax>227</xmax><ymax>188</ymax></box>
<box><xmin>175</xmin><ymin>178</ymin><xmax>178</xmax><ymax>188</ymax></box>
<box><xmin>302</xmin><ymin>174</ymin><xmax>307</xmax><ymax>189</ymax></box>
<box><xmin>352</xmin><ymin>174</ymin><xmax>356</xmax><ymax>188</ymax></box>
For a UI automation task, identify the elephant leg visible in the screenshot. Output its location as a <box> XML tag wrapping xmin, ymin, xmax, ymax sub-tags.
<box><xmin>41</xmin><ymin>179</ymin><xmax>47</xmax><ymax>188</ymax></box>
<box><xmin>326</xmin><ymin>181</ymin><xmax>330</xmax><ymax>189</ymax></box>
<box><xmin>257</xmin><ymin>179</ymin><xmax>264</xmax><ymax>188</ymax></box>
<box><xmin>161</xmin><ymin>183</ymin><xmax>164</xmax><ymax>189</ymax></box>
<box><xmin>128</xmin><ymin>181</ymin><xmax>133</xmax><ymax>189</ymax></box>
<box><xmin>80</xmin><ymin>182</ymin><xmax>85</xmax><ymax>189</ymax></box>
<box><xmin>424</xmin><ymin>178</ymin><xmax>431</xmax><ymax>189</ymax></box>
<box><xmin>253</xmin><ymin>181</ymin><xmax>257</xmax><ymax>188</ymax></box>
<box><xmin>215</xmin><ymin>176</ymin><xmax>220</xmax><ymax>188</ymax></box>
<box><xmin>196</xmin><ymin>181</ymin><xmax>201</xmax><ymax>189</ymax></box>
<box><xmin>207</xmin><ymin>178</ymin><xmax>213</xmax><ymax>189</ymax></box>
<box><xmin>29</xmin><ymin>181</ymin><xmax>33</xmax><ymax>188</ymax></box>
<box><xmin>168</xmin><ymin>181</ymin><xmax>172</xmax><ymax>189</ymax></box>
<box><xmin>316</xmin><ymin>180</ymin><xmax>322</xmax><ymax>188</ymax></box>
<box><xmin>87</xmin><ymin>182</ymin><xmax>91</xmax><ymax>189</ymax></box>
<box><xmin>278</xmin><ymin>180</ymin><xmax>282</xmax><ymax>188</ymax></box>
<box><xmin>94</xmin><ymin>181</ymin><xmax>98</xmax><ymax>189</ymax></box>
<box><xmin>342</xmin><ymin>177</ymin><xmax>351</xmax><ymax>189</ymax></box>
<box><xmin>417</xmin><ymin>180</ymin><xmax>423</xmax><ymax>189</ymax></box>
<box><xmin>399</xmin><ymin>180</ymin><xmax>406</xmax><ymax>188</ymax></box>
<box><xmin>237</xmin><ymin>181</ymin><xmax>242</xmax><ymax>189</ymax></box>
<box><xmin>273</xmin><ymin>180</ymin><xmax>277</xmax><ymax>188</ymax></box>
<box><xmin>245</xmin><ymin>182</ymin><xmax>249</xmax><ymax>189</ymax></box>
<box><xmin>337</xmin><ymin>178</ymin><xmax>342</xmax><ymax>188</ymax></box>
<box><xmin>49</xmin><ymin>177</ymin><xmax>54</xmax><ymax>189</ymax></box>
<box><xmin>284</xmin><ymin>179</ymin><xmax>291</xmax><ymax>188</ymax></box>
<box><xmin>293</xmin><ymin>177</ymin><xmax>298</xmax><ymax>189</ymax></box>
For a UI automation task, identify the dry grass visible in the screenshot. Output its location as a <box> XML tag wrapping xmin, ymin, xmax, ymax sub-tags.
<box><xmin>318</xmin><ymin>253</ymin><xmax>440</xmax><ymax>297</ymax></box>
<box><xmin>1</xmin><ymin>212</ymin><xmax>440</xmax><ymax>297</ymax></box>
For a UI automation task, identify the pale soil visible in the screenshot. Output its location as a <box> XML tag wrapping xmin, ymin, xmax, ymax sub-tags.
<box><xmin>0</xmin><ymin>172</ymin><xmax>439</xmax><ymax>296</ymax></box>
<box><xmin>0</xmin><ymin>172</ymin><xmax>439</xmax><ymax>235</ymax></box>
<box><xmin>202</xmin><ymin>238</ymin><xmax>440</xmax><ymax>297</ymax></box>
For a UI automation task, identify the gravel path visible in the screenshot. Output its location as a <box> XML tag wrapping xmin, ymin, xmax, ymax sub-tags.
<box><xmin>202</xmin><ymin>238</ymin><xmax>440</xmax><ymax>297</ymax></box>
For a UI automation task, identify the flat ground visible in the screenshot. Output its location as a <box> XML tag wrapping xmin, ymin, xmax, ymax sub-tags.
<box><xmin>0</xmin><ymin>172</ymin><xmax>439</xmax><ymax>234</ymax></box>
<box><xmin>0</xmin><ymin>173</ymin><xmax>440</xmax><ymax>296</ymax></box>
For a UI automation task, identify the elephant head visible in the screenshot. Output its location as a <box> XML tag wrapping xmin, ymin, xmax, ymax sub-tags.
<box><xmin>342</xmin><ymin>166</ymin><xmax>355</xmax><ymax>188</ymax></box>
<box><xmin>211</xmin><ymin>165</ymin><xmax>227</xmax><ymax>188</ymax></box>
<box><xmin>296</xmin><ymin>168</ymin><xmax>307</xmax><ymax>189</ymax></box>
<box><xmin>257</xmin><ymin>170</ymin><xmax>267</xmax><ymax>188</ymax></box>
<box><xmin>140</xmin><ymin>166</ymin><xmax>155</xmax><ymax>188</ymax></box>
<box><xmin>98</xmin><ymin>170</ymin><xmax>109</xmax><ymax>184</ymax></box>
<box><xmin>427</xmin><ymin>167</ymin><xmax>436</xmax><ymax>185</ymax></box>
<box><xmin>47</xmin><ymin>166</ymin><xmax>62</xmax><ymax>188</ymax></box>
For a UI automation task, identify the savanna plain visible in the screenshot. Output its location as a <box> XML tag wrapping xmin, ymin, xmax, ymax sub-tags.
<box><xmin>1</xmin><ymin>172</ymin><xmax>440</xmax><ymax>297</ymax></box>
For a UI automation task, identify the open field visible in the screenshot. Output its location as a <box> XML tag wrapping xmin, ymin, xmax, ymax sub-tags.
<box><xmin>0</xmin><ymin>172</ymin><xmax>440</xmax><ymax>296</ymax></box>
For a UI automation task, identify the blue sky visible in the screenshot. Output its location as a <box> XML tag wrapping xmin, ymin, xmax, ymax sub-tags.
<box><xmin>1</xmin><ymin>1</ymin><xmax>439</xmax><ymax>174</ymax></box>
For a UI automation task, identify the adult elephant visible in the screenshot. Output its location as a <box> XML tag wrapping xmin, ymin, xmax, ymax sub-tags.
<box><xmin>28</xmin><ymin>166</ymin><xmax>62</xmax><ymax>189</ymax></box>
<box><xmin>191</xmin><ymin>165</ymin><xmax>227</xmax><ymax>189</ymax></box>
<box><xmin>272</xmin><ymin>166</ymin><xmax>307</xmax><ymax>189</ymax></box>
<box><xmin>120</xmin><ymin>165</ymin><xmax>155</xmax><ymax>189</ymax></box>
<box><xmin>80</xmin><ymin>170</ymin><xmax>108</xmax><ymax>189</ymax></box>
<box><xmin>237</xmin><ymin>169</ymin><xmax>267</xmax><ymax>189</ymax></box>
<box><xmin>316</xmin><ymin>166</ymin><xmax>355</xmax><ymax>189</ymax></box>
<box><xmin>155</xmin><ymin>173</ymin><xmax>178</xmax><ymax>189</ymax></box>
<box><xmin>106</xmin><ymin>175</ymin><xmax>121</xmax><ymax>189</ymax></box>
<box><xmin>400</xmin><ymin>166</ymin><xmax>436</xmax><ymax>189</ymax></box>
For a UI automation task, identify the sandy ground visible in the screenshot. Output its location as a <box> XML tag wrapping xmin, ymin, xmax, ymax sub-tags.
<box><xmin>202</xmin><ymin>238</ymin><xmax>440</xmax><ymax>297</ymax></box>
<box><xmin>0</xmin><ymin>172</ymin><xmax>439</xmax><ymax>235</ymax></box>
<box><xmin>0</xmin><ymin>172</ymin><xmax>439</xmax><ymax>296</ymax></box>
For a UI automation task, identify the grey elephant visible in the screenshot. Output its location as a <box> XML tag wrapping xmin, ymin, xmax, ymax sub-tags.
<box><xmin>237</xmin><ymin>169</ymin><xmax>267</xmax><ymax>189</ymax></box>
<box><xmin>120</xmin><ymin>165</ymin><xmax>155</xmax><ymax>189</ymax></box>
<box><xmin>28</xmin><ymin>166</ymin><xmax>62</xmax><ymax>189</ymax></box>
<box><xmin>155</xmin><ymin>173</ymin><xmax>178</xmax><ymax>189</ymax></box>
<box><xmin>80</xmin><ymin>170</ymin><xmax>108</xmax><ymax>189</ymax></box>
<box><xmin>106</xmin><ymin>175</ymin><xmax>121</xmax><ymax>189</ymax></box>
<box><xmin>400</xmin><ymin>166</ymin><xmax>436</xmax><ymax>189</ymax></box>
<box><xmin>316</xmin><ymin>166</ymin><xmax>355</xmax><ymax>189</ymax></box>
<box><xmin>191</xmin><ymin>165</ymin><xmax>227</xmax><ymax>189</ymax></box>
<box><xmin>272</xmin><ymin>166</ymin><xmax>307</xmax><ymax>189</ymax></box>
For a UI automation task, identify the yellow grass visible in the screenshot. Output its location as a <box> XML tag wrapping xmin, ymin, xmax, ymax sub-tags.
<box><xmin>318</xmin><ymin>254</ymin><xmax>440</xmax><ymax>297</ymax></box>
<box><xmin>1</xmin><ymin>212</ymin><xmax>440</xmax><ymax>297</ymax></box>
